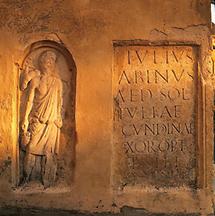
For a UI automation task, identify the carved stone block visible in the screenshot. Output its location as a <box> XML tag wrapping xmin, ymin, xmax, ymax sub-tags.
<box><xmin>113</xmin><ymin>44</ymin><xmax>198</xmax><ymax>188</ymax></box>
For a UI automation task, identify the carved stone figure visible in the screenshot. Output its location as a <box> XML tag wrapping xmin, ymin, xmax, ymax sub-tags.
<box><xmin>20</xmin><ymin>50</ymin><xmax>63</xmax><ymax>188</ymax></box>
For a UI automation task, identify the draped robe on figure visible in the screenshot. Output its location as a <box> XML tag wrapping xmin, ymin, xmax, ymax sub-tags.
<box><xmin>27</xmin><ymin>76</ymin><xmax>62</xmax><ymax>156</ymax></box>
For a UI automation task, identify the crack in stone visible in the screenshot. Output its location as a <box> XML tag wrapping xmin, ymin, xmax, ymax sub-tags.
<box><xmin>172</xmin><ymin>23</ymin><xmax>208</xmax><ymax>31</ymax></box>
<box><xmin>150</xmin><ymin>28</ymin><xmax>168</xmax><ymax>36</ymax></box>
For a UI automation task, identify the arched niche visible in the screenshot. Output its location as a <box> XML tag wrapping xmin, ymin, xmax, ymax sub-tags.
<box><xmin>17</xmin><ymin>40</ymin><xmax>76</xmax><ymax>189</ymax></box>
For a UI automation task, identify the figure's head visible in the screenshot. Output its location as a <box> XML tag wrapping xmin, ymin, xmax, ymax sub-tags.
<box><xmin>39</xmin><ymin>50</ymin><xmax>57</xmax><ymax>74</ymax></box>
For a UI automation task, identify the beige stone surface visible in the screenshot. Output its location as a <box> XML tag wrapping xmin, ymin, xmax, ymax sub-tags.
<box><xmin>0</xmin><ymin>0</ymin><xmax>213</xmax><ymax>215</ymax></box>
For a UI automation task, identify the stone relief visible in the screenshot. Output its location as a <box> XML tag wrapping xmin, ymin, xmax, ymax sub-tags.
<box><xmin>20</xmin><ymin>50</ymin><xmax>63</xmax><ymax>188</ymax></box>
<box><xmin>18</xmin><ymin>42</ymin><xmax>76</xmax><ymax>189</ymax></box>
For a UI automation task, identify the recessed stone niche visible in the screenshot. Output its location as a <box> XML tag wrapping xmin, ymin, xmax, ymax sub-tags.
<box><xmin>17</xmin><ymin>40</ymin><xmax>76</xmax><ymax>189</ymax></box>
<box><xmin>113</xmin><ymin>43</ymin><xmax>199</xmax><ymax>189</ymax></box>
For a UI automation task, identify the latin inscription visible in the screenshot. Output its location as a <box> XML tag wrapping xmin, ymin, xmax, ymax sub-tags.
<box><xmin>113</xmin><ymin>45</ymin><xmax>197</xmax><ymax>188</ymax></box>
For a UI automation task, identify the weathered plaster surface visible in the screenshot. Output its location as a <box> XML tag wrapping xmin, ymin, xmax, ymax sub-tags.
<box><xmin>0</xmin><ymin>0</ymin><xmax>213</xmax><ymax>215</ymax></box>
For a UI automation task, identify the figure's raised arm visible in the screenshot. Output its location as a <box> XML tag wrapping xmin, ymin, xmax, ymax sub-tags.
<box><xmin>20</xmin><ymin>65</ymin><xmax>40</xmax><ymax>91</ymax></box>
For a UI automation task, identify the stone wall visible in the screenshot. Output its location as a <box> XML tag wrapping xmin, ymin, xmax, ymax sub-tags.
<box><xmin>0</xmin><ymin>0</ymin><xmax>213</xmax><ymax>215</ymax></box>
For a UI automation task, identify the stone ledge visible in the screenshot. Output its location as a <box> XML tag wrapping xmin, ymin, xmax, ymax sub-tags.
<box><xmin>0</xmin><ymin>206</ymin><xmax>204</xmax><ymax>216</ymax></box>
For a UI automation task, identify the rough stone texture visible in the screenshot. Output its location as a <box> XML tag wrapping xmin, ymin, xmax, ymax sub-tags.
<box><xmin>0</xmin><ymin>0</ymin><xmax>213</xmax><ymax>215</ymax></box>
